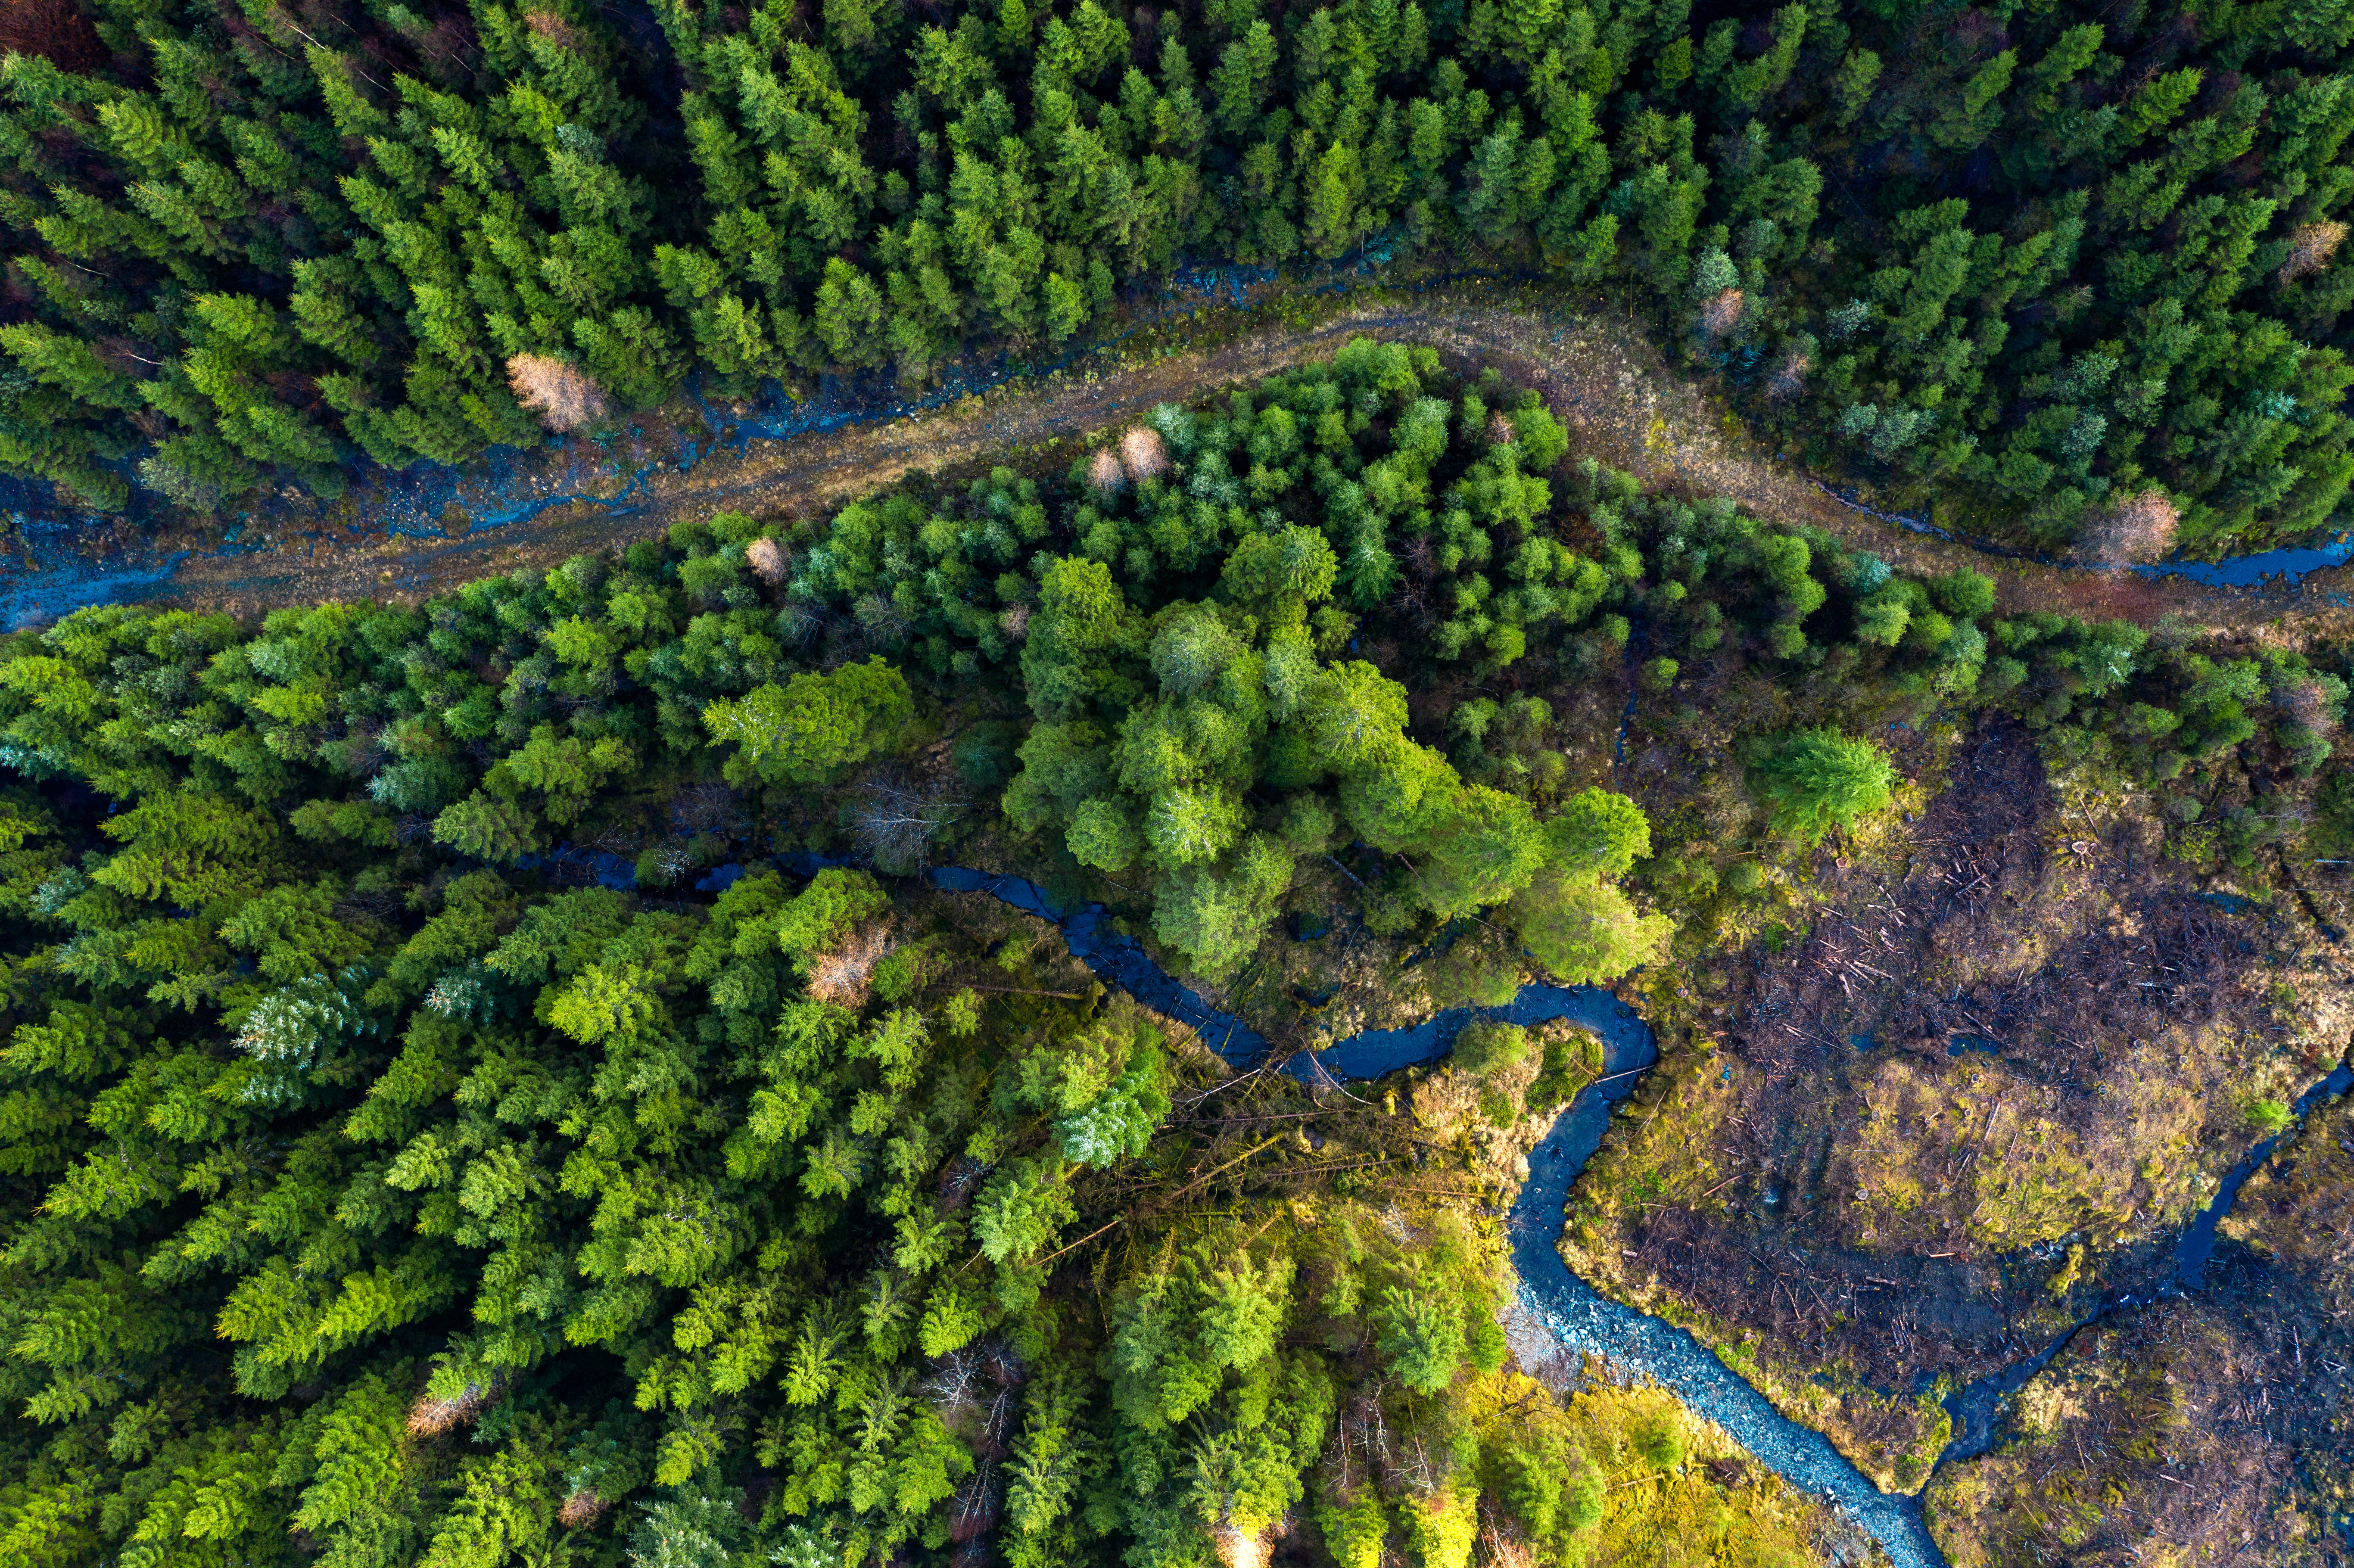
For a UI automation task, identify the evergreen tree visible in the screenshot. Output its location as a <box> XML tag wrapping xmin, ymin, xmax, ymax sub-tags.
<box><xmin>1750</xmin><ymin>727</ymin><xmax>1899</xmax><ymax>843</ymax></box>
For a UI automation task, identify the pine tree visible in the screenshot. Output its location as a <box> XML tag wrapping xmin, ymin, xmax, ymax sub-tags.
<box><xmin>702</xmin><ymin>659</ymin><xmax>915</xmax><ymax>784</ymax></box>
<box><xmin>1750</xmin><ymin>727</ymin><xmax>1899</xmax><ymax>842</ymax></box>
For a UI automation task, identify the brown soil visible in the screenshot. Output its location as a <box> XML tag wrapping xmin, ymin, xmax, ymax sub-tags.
<box><xmin>15</xmin><ymin>291</ymin><xmax>2354</xmax><ymax>642</ymax></box>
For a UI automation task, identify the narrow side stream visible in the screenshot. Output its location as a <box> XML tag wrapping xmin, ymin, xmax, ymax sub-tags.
<box><xmin>923</xmin><ymin>865</ymin><xmax>1950</xmax><ymax>1568</ymax></box>
<box><xmin>5</xmin><ymin>291</ymin><xmax>2352</xmax><ymax>626</ymax></box>
<box><xmin>1935</xmin><ymin>1059</ymin><xmax>2354</xmax><ymax>1463</ymax></box>
<box><xmin>645</xmin><ymin>857</ymin><xmax>2354</xmax><ymax>1567</ymax></box>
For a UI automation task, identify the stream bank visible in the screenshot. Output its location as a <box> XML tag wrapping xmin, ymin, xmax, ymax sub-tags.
<box><xmin>922</xmin><ymin>864</ymin><xmax>1949</xmax><ymax>1568</ymax></box>
<box><xmin>2</xmin><ymin>294</ymin><xmax>2350</xmax><ymax>638</ymax></box>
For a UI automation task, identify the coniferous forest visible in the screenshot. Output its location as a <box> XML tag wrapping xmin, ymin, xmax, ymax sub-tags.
<box><xmin>6</xmin><ymin>0</ymin><xmax>2354</xmax><ymax>1551</ymax></box>
<box><xmin>5</xmin><ymin>0</ymin><xmax>2354</xmax><ymax>554</ymax></box>
<box><xmin>2</xmin><ymin>335</ymin><xmax>2349</xmax><ymax>1566</ymax></box>
<box><xmin>0</xmin><ymin>344</ymin><xmax>1788</xmax><ymax>1568</ymax></box>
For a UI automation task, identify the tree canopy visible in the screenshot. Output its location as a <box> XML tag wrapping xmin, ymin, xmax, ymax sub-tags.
<box><xmin>703</xmin><ymin>657</ymin><xmax>916</xmax><ymax>786</ymax></box>
<box><xmin>1750</xmin><ymin>728</ymin><xmax>1900</xmax><ymax>844</ymax></box>
<box><xmin>0</xmin><ymin>351</ymin><xmax>2346</xmax><ymax>1568</ymax></box>
<box><xmin>4</xmin><ymin>0</ymin><xmax>2354</xmax><ymax>554</ymax></box>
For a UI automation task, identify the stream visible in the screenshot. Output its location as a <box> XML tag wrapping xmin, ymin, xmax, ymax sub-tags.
<box><xmin>917</xmin><ymin>862</ymin><xmax>2351</xmax><ymax>1568</ymax></box>
<box><xmin>924</xmin><ymin>865</ymin><xmax>1952</xmax><ymax>1568</ymax></box>
<box><xmin>1814</xmin><ymin>482</ymin><xmax>2354</xmax><ymax>589</ymax></box>
<box><xmin>0</xmin><ymin>260</ymin><xmax>1280</xmax><ymax>628</ymax></box>
<box><xmin>1934</xmin><ymin>1058</ymin><xmax>2354</xmax><ymax>1464</ymax></box>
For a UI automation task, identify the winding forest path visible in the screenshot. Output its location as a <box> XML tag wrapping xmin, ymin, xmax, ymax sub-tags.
<box><xmin>8</xmin><ymin>295</ymin><xmax>2352</xmax><ymax>632</ymax></box>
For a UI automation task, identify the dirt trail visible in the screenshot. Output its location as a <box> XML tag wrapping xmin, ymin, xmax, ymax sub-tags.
<box><xmin>37</xmin><ymin>296</ymin><xmax>2354</xmax><ymax>632</ymax></box>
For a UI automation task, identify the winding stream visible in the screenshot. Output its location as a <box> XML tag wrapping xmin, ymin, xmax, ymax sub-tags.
<box><xmin>917</xmin><ymin>862</ymin><xmax>2351</xmax><ymax>1568</ymax></box>
<box><xmin>0</xmin><ymin>261</ymin><xmax>1278</xmax><ymax>627</ymax></box>
<box><xmin>922</xmin><ymin>865</ymin><xmax>1949</xmax><ymax>1568</ymax></box>
<box><xmin>1934</xmin><ymin>1059</ymin><xmax>2354</xmax><ymax>1464</ymax></box>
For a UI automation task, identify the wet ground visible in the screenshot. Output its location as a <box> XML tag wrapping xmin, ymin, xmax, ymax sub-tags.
<box><xmin>1556</xmin><ymin>708</ymin><xmax>2353</xmax><ymax>1550</ymax></box>
<box><xmin>5</xmin><ymin>286</ymin><xmax>2354</xmax><ymax>640</ymax></box>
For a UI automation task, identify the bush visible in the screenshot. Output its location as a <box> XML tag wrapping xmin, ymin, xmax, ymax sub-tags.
<box><xmin>1509</xmin><ymin>873</ymin><xmax>1673</xmax><ymax>985</ymax></box>
<box><xmin>952</xmin><ymin>720</ymin><xmax>1024</xmax><ymax>789</ymax></box>
<box><xmin>703</xmin><ymin>658</ymin><xmax>915</xmax><ymax>786</ymax></box>
<box><xmin>2314</xmin><ymin>772</ymin><xmax>2354</xmax><ymax>856</ymax></box>
<box><xmin>1633</xmin><ymin>1409</ymin><xmax>1688</xmax><ymax>1473</ymax></box>
<box><xmin>1451</xmin><ymin>1021</ymin><xmax>1531</xmax><ymax>1076</ymax></box>
<box><xmin>1421</xmin><ymin>927</ymin><xmax>1524</xmax><ymax>1008</ymax></box>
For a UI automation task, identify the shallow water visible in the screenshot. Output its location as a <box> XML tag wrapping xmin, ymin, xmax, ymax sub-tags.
<box><xmin>1935</xmin><ymin>1059</ymin><xmax>2354</xmax><ymax>1464</ymax></box>
<box><xmin>453</xmin><ymin>846</ymin><xmax>2345</xmax><ymax>1561</ymax></box>
<box><xmin>1512</xmin><ymin>1121</ymin><xmax>1950</xmax><ymax>1568</ymax></box>
<box><xmin>922</xmin><ymin>864</ymin><xmax>1952</xmax><ymax>1568</ymax></box>
<box><xmin>926</xmin><ymin>865</ymin><xmax>1276</xmax><ymax>1066</ymax></box>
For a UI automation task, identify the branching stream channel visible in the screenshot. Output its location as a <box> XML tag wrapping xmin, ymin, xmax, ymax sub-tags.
<box><xmin>918</xmin><ymin>864</ymin><xmax>2350</xmax><ymax>1568</ymax></box>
